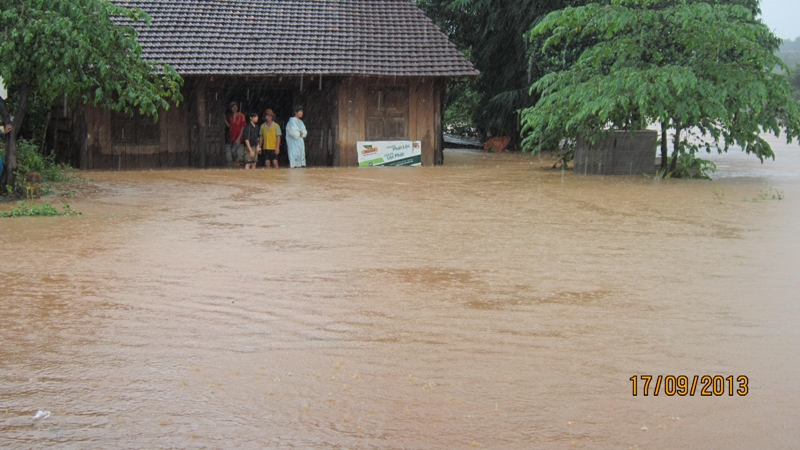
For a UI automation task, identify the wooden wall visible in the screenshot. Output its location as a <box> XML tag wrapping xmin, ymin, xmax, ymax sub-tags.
<box><xmin>336</xmin><ymin>77</ymin><xmax>364</xmax><ymax>167</ymax></box>
<box><xmin>72</xmin><ymin>75</ymin><xmax>444</xmax><ymax>169</ymax></box>
<box><xmin>79</xmin><ymin>100</ymin><xmax>189</xmax><ymax>170</ymax></box>
<box><xmin>336</xmin><ymin>77</ymin><xmax>444</xmax><ymax>167</ymax></box>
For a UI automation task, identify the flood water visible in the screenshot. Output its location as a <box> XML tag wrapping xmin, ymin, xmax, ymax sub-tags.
<box><xmin>2</xmin><ymin>137</ymin><xmax>799</xmax><ymax>449</ymax></box>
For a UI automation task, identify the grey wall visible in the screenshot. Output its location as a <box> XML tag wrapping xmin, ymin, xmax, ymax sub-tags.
<box><xmin>574</xmin><ymin>131</ymin><xmax>657</xmax><ymax>175</ymax></box>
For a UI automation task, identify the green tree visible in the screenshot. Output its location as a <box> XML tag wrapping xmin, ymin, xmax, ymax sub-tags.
<box><xmin>0</xmin><ymin>0</ymin><xmax>182</xmax><ymax>190</ymax></box>
<box><xmin>419</xmin><ymin>0</ymin><xmax>587</xmax><ymax>143</ymax></box>
<box><xmin>791</xmin><ymin>64</ymin><xmax>800</xmax><ymax>101</ymax></box>
<box><xmin>777</xmin><ymin>37</ymin><xmax>800</xmax><ymax>68</ymax></box>
<box><xmin>522</xmin><ymin>0</ymin><xmax>800</xmax><ymax>176</ymax></box>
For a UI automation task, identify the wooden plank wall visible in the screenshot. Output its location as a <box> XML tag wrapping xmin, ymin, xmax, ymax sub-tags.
<box><xmin>336</xmin><ymin>77</ymin><xmax>442</xmax><ymax>167</ymax></box>
<box><xmin>81</xmin><ymin>100</ymin><xmax>190</xmax><ymax>170</ymax></box>
<box><xmin>48</xmin><ymin>105</ymin><xmax>78</xmax><ymax>167</ymax></box>
<box><xmin>186</xmin><ymin>77</ymin><xmax>200</xmax><ymax>167</ymax></box>
<box><xmin>74</xmin><ymin>75</ymin><xmax>446</xmax><ymax>169</ymax></box>
<box><xmin>336</xmin><ymin>77</ymin><xmax>365</xmax><ymax>167</ymax></box>
<box><xmin>165</xmin><ymin>98</ymin><xmax>191</xmax><ymax>167</ymax></box>
<box><xmin>193</xmin><ymin>78</ymin><xmax>207</xmax><ymax>167</ymax></box>
<box><xmin>82</xmin><ymin>105</ymin><xmax>111</xmax><ymax>169</ymax></box>
<box><xmin>408</xmin><ymin>78</ymin><xmax>435</xmax><ymax>167</ymax></box>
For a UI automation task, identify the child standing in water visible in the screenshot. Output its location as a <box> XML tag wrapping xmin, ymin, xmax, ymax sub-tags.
<box><xmin>259</xmin><ymin>109</ymin><xmax>282</xmax><ymax>168</ymax></box>
<box><xmin>242</xmin><ymin>112</ymin><xmax>260</xmax><ymax>169</ymax></box>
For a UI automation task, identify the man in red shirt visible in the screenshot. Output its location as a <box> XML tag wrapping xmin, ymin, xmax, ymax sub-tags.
<box><xmin>225</xmin><ymin>101</ymin><xmax>246</xmax><ymax>166</ymax></box>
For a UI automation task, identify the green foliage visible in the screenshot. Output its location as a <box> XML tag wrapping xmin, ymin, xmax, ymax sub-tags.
<box><xmin>673</xmin><ymin>153</ymin><xmax>717</xmax><ymax>180</ymax></box>
<box><xmin>750</xmin><ymin>184</ymin><xmax>784</xmax><ymax>201</ymax></box>
<box><xmin>0</xmin><ymin>201</ymin><xmax>81</xmax><ymax>218</ymax></box>
<box><xmin>522</xmin><ymin>0</ymin><xmax>800</xmax><ymax>177</ymax></box>
<box><xmin>13</xmin><ymin>139</ymin><xmax>74</xmax><ymax>182</ymax></box>
<box><xmin>443</xmin><ymin>77</ymin><xmax>481</xmax><ymax>136</ymax></box>
<box><xmin>0</xmin><ymin>138</ymin><xmax>76</xmax><ymax>195</ymax></box>
<box><xmin>3</xmin><ymin>89</ymin><xmax>52</xmax><ymax>150</ymax></box>
<box><xmin>777</xmin><ymin>37</ymin><xmax>800</xmax><ymax>68</ymax></box>
<box><xmin>552</xmin><ymin>138</ymin><xmax>576</xmax><ymax>169</ymax></box>
<box><xmin>418</xmin><ymin>0</ymin><xmax>588</xmax><ymax>141</ymax></box>
<box><xmin>790</xmin><ymin>64</ymin><xmax>800</xmax><ymax>101</ymax></box>
<box><xmin>0</xmin><ymin>0</ymin><xmax>183</xmax><ymax>187</ymax></box>
<box><xmin>0</xmin><ymin>0</ymin><xmax>183</xmax><ymax>117</ymax></box>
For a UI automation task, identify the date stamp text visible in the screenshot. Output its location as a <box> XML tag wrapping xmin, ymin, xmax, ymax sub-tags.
<box><xmin>630</xmin><ymin>375</ymin><xmax>748</xmax><ymax>396</ymax></box>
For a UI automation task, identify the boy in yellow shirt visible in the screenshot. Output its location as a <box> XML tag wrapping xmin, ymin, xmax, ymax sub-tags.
<box><xmin>258</xmin><ymin>109</ymin><xmax>282</xmax><ymax>168</ymax></box>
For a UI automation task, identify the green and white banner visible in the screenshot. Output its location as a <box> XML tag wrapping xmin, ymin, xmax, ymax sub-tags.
<box><xmin>357</xmin><ymin>141</ymin><xmax>422</xmax><ymax>167</ymax></box>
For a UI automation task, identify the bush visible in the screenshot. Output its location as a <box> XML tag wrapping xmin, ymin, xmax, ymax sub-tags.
<box><xmin>673</xmin><ymin>153</ymin><xmax>716</xmax><ymax>180</ymax></box>
<box><xmin>0</xmin><ymin>201</ymin><xmax>81</xmax><ymax>218</ymax></box>
<box><xmin>0</xmin><ymin>138</ymin><xmax>75</xmax><ymax>196</ymax></box>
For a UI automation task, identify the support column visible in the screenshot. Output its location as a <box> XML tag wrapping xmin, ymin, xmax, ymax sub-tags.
<box><xmin>195</xmin><ymin>78</ymin><xmax>207</xmax><ymax>167</ymax></box>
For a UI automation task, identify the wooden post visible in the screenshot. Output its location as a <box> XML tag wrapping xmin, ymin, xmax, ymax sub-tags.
<box><xmin>352</xmin><ymin>80</ymin><xmax>365</xmax><ymax>167</ymax></box>
<box><xmin>336</xmin><ymin>78</ymin><xmax>348</xmax><ymax>167</ymax></box>
<box><xmin>196</xmin><ymin>77</ymin><xmax>207</xmax><ymax>167</ymax></box>
<box><xmin>434</xmin><ymin>79</ymin><xmax>445</xmax><ymax>166</ymax></box>
<box><xmin>160</xmin><ymin>105</ymin><xmax>170</xmax><ymax>167</ymax></box>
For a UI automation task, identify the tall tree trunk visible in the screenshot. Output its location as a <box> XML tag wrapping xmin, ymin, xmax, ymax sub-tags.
<box><xmin>40</xmin><ymin>109</ymin><xmax>52</xmax><ymax>154</ymax></box>
<box><xmin>660</xmin><ymin>120</ymin><xmax>669</xmax><ymax>173</ymax></box>
<box><xmin>669</xmin><ymin>120</ymin><xmax>681</xmax><ymax>175</ymax></box>
<box><xmin>0</xmin><ymin>94</ymin><xmax>10</xmax><ymax>188</ymax></box>
<box><xmin>3</xmin><ymin>83</ymin><xmax>29</xmax><ymax>192</ymax></box>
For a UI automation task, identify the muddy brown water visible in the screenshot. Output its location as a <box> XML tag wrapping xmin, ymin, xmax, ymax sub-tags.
<box><xmin>2</xmin><ymin>137</ymin><xmax>799</xmax><ymax>449</ymax></box>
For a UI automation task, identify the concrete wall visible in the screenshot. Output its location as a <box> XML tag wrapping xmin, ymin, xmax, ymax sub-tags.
<box><xmin>574</xmin><ymin>130</ymin><xmax>658</xmax><ymax>175</ymax></box>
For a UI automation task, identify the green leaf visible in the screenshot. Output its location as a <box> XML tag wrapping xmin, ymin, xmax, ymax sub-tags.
<box><xmin>520</xmin><ymin>0</ymin><xmax>800</xmax><ymax>173</ymax></box>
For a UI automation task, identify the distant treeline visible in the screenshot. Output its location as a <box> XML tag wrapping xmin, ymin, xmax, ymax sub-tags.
<box><xmin>778</xmin><ymin>37</ymin><xmax>800</xmax><ymax>68</ymax></box>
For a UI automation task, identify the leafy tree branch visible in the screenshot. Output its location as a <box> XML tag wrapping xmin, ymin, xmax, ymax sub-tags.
<box><xmin>0</xmin><ymin>0</ymin><xmax>183</xmax><ymax>189</ymax></box>
<box><xmin>521</xmin><ymin>0</ymin><xmax>800</xmax><ymax>177</ymax></box>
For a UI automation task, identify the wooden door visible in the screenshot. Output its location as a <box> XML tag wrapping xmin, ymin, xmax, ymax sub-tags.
<box><xmin>365</xmin><ymin>88</ymin><xmax>408</xmax><ymax>141</ymax></box>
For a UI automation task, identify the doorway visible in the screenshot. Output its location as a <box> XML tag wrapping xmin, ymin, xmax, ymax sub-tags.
<box><xmin>214</xmin><ymin>86</ymin><xmax>294</xmax><ymax>167</ymax></box>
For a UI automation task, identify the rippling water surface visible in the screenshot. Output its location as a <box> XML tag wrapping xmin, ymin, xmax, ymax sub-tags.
<box><xmin>2</xmin><ymin>138</ymin><xmax>799</xmax><ymax>449</ymax></box>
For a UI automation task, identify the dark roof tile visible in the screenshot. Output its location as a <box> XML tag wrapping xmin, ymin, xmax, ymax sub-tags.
<box><xmin>114</xmin><ymin>0</ymin><xmax>478</xmax><ymax>77</ymax></box>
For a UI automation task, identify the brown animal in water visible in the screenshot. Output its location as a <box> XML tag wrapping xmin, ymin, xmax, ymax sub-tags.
<box><xmin>23</xmin><ymin>172</ymin><xmax>43</xmax><ymax>199</ymax></box>
<box><xmin>483</xmin><ymin>136</ymin><xmax>511</xmax><ymax>153</ymax></box>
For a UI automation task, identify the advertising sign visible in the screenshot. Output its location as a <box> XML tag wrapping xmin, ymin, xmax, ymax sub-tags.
<box><xmin>357</xmin><ymin>141</ymin><xmax>421</xmax><ymax>167</ymax></box>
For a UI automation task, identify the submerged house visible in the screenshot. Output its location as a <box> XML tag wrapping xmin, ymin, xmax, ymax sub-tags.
<box><xmin>60</xmin><ymin>0</ymin><xmax>477</xmax><ymax>169</ymax></box>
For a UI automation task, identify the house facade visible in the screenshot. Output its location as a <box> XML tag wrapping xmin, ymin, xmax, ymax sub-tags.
<box><xmin>60</xmin><ymin>0</ymin><xmax>477</xmax><ymax>169</ymax></box>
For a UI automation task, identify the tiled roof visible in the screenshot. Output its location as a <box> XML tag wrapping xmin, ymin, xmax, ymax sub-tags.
<box><xmin>114</xmin><ymin>0</ymin><xmax>479</xmax><ymax>77</ymax></box>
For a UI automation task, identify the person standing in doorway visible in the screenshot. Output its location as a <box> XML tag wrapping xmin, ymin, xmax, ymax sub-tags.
<box><xmin>259</xmin><ymin>109</ymin><xmax>281</xmax><ymax>168</ymax></box>
<box><xmin>224</xmin><ymin>101</ymin><xmax>246</xmax><ymax>166</ymax></box>
<box><xmin>286</xmin><ymin>106</ymin><xmax>307</xmax><ymax>168</ymax></box>
<box><xmin>242</xmin><ymin>112</ymin><xmax>260</xmax><ymax>170</ymax></box>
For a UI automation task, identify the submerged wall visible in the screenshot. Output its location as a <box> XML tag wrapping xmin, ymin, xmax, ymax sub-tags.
<box><xmin>574</xmin><ymin>131</ymin><xmax>658</xmax><ymax>175</ymax></box>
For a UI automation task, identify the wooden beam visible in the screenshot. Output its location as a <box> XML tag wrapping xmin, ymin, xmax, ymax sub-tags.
<box><xmin>351</xmin><ymin>80</ymin><xmax>365</xmax><ymax>167</ymax></box>
<box><xmin>336</xmin><ymin>78</ymin><xmax>350</xmax><ymax>167</ymax></box>
<box><xmin>434</xmin><ymin>78</ymin><xmax>445</xmax><ymax>165</ymax></box>
<box><xmin>195</xmin><ymin>77</ymin><xmax>207</xmax><ymax>167</ymax></box>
